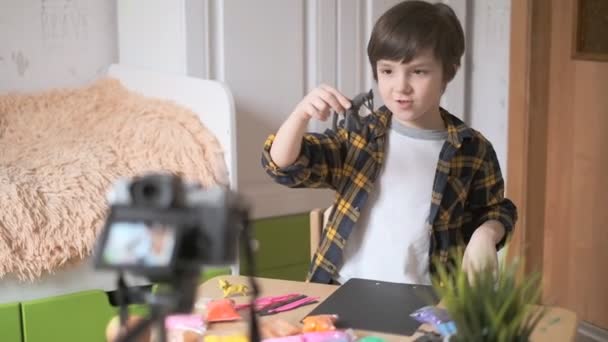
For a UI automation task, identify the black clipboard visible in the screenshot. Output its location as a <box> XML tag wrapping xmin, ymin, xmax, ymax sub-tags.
<box><xmin>304</xmin><ymin>278</ymin><xmax>439</xmax><ymax>336</ymax></box>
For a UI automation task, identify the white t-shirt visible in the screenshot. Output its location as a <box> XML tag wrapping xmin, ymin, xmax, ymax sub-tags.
<box><xmin>338</xmin><ymin>119</ymin><xmax>447</xmax><ymax>285</ymax></box>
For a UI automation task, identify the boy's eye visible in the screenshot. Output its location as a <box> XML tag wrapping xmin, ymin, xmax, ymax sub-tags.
<box><xmin>380</xmin><ymin>69</ymin><xmax>392</xmax><ymax>75</ymax></box>
<box><xmin>413</xmin><ymin>69</ymin><xmax>428</xmax><ymax>75</ymax></box>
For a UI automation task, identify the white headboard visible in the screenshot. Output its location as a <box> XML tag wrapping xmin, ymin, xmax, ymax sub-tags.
<box><xmin>107</xmin><ymin>64</ymin><xmax>238</xmax><ymax>190</ymax></box>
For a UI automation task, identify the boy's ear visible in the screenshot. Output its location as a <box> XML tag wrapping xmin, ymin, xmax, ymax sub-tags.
<box><xmin>442</xmin><ymin>64</ymin><xmax>461</xmax><ymax>92</ymax></box>
<box><xmin>447</xmin><ymin>64</ymin><xmax>461</xmax><ymax>82</ymax></box>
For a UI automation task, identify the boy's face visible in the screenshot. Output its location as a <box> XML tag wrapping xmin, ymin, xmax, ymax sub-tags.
<box><xmin>376</xmin><ymin>49</ymin><xmax>446</xmax><ymax>129</ymax></box>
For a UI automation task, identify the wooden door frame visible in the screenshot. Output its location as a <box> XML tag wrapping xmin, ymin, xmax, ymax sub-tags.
<box><xmin>506</xmin><ymin>0</ymin><xmax>552</xmax><ymax>274</ymax></box>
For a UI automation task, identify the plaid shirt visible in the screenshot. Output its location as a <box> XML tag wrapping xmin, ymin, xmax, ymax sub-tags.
<box><xmin>261</xmin><ymin>107</ymin><xmax>517</xmax><ymax>284</ymax></box>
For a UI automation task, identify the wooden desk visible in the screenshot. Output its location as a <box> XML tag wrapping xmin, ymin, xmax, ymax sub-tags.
<box><xmin>197</xmin><ymin>275</ymin><xmax>578</xmax><ymax>341</ymax></box>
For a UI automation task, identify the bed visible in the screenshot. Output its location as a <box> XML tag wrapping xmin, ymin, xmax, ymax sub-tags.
<box><xmin>0</xmin><ymin>63</ymin><xmax>238</xmax><ymax>303</ymax></box>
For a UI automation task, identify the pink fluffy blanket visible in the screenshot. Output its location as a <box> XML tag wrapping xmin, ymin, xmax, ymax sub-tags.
<box><xmin>0</xmin><ymin>78</ymin><xmax>228</xmax><ymax>281</ymax></box>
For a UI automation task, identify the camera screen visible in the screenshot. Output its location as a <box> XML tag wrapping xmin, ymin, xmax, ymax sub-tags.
<box><xmin>101</xmin><ymin>221</ymin><xmax>177</xmax><ymax>268</ymax></box>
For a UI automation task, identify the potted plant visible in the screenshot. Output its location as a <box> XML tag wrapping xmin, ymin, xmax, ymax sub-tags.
<box><xmin>431</xmin><ymin>247</ymin><xmax>547</xmax><ymax>342</ymax></box>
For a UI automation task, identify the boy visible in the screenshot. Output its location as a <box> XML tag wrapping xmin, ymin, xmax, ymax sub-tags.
<box><xmin>261</xmin><ymin>1</ymin><xmax>517</xmax><ymax>285</ymax></box>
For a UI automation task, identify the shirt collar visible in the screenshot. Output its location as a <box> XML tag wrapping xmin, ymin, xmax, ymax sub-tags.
<box><xmin>372</xmin><ymin>106</ymin><xmax>473</xmax><ymax>148</ymax></box>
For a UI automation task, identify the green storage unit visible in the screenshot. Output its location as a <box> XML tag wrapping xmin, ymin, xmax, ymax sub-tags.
<box><xmin>21</xmin><ymin>290</ymin><xmax>115</xmax><ymax>342</ymax></box>
<box><xmin>200</xmin><ymin>267</ymin><xmax>232</xmax><ymax>283</ymax></box>
<box><xmin>16</xmin><ymin>213</ymin><xmax>309</xmax><ymax>341</ymax></box>
<box><xmin>257</xmin><ymin>262</ymin><xmax>310</xmax><ymax>281</ymax></box>
<box><xmin>240</xmin><ymin>213</ymin><xmax>311</xmax><ymax>281</ymax></box>
<box><xmin>0</xmin><ymin>301</ymin><xmax>23</xmax><ymax>342</ymax></box>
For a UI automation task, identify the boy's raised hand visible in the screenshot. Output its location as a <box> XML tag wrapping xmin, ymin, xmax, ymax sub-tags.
<box><xmin>269</xmin><ymin>85</ymin><xmax>352</xmax><ymax>169</ymax></box>
<box><xmin>292</xmin><ymin>84</ymin><xmax>352</xmax><ymax>122</ymax></box>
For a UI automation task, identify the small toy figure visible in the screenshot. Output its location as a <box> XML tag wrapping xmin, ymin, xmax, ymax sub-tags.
<box><xmin>218</xmin><ymin>279</ymin><xmax>249</xmax><ymax>298</ymax></box>
<box><xmin>331</xmin><ymin>89</ymin><xmax>373</xmax><ymax>132</ymax></box>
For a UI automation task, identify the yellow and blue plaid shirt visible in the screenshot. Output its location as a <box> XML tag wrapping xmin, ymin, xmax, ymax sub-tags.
<box><xmin>261</xmin><ymin>107</ymin><xmax>517</xmax><ymax>283</ymax></box>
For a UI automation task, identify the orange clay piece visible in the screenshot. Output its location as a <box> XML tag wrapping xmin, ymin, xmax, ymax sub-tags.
<box><xmin>205</xmin><ymin>299</ymin><xmax>242</xmax><ymax>323</ymax></box>
<box><xmin>260</xmin><ymin>318</ymin><xmax>302</xmax><ymax>339</ymax></box>
<box><xmin>301</xmin><ymin>314</ymin><xmax>339</xmax><ymax>332</ymax></box>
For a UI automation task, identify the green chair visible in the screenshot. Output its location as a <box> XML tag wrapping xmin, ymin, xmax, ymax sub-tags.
<box><xmin>0</xmin><ymin>301</ymin><xmax>23</xmax><ymax>342</ymax></box>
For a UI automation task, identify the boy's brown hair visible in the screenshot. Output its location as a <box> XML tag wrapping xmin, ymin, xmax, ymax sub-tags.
<box><xmin>367</xmin><ymin>0</ymin><xmax>465</xmax><ymax>82</ymax></box>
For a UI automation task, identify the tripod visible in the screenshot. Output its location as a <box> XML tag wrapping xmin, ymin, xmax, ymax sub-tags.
<box><xmin>113</xmin><ymin>218</ymin><xmax>261</xmax><ymax>342</ymax></box>
<box><xmin>114</xmin><ymin>270</ymin><xmax>198</xmax><ymax>342</ymax></box>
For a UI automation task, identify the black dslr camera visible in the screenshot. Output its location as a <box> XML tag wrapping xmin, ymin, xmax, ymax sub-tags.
<box><xmin>93</xmin><ymin>173</ymin><xmax>260</xmax><ymax>342</ymax></box>
<box><xmin>94</xmin><ymin>173</ymin><xmax>248</xmax><ymax>283</ymax></box>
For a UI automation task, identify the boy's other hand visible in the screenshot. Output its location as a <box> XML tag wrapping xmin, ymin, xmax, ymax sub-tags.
<box><xmin>292</xmin><ymin>84</ymin><xmax>352</xmax><ymax>122</ymax></box>
<box><xmin>462</xmin><ymin>227</ymin><xmax>499</xmax><ymax>284</ymax></box>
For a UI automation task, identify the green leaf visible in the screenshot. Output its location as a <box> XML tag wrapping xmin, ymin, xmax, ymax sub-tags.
<box><xmin>430</xmin><ymin>243</ymin><xmax>547</xmax><ymax>341</ymax></box>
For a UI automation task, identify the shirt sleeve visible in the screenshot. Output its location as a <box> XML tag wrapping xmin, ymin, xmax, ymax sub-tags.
<box><xmin>260</xmin><ymin>127</ymin><xmax>348</xmax><ymax>190</ymax></box>
<box><xmin>469</xmin><ymin>143</ymin><xmax>518</xmax><ymax>250</ymax></box>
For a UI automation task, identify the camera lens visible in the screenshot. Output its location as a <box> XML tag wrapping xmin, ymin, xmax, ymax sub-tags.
<box><xmin>141</xmin><ymin>184</ymin><xmax>158</xmax><ymax>199</ymax></box>
<box><xmin>130</xmin><ymin>174</ymin><xmax>182</xmax><ymax>208</ymax></box>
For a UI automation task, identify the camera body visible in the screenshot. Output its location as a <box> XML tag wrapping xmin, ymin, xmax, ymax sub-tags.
<box><xmin>94</xmin><ymin>173</ymin><xmax>248</xmax><ymax>283</ymax></box>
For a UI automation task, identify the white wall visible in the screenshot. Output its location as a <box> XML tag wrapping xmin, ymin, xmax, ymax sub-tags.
<box><xmin>0</xmin><ymin>0</ymin><xmax>512</xmax><ymax>303</ymax></box>
<box><xmin>117</xmin><ymin>0</ymin><xmax>477</xmax><ymax>219</ymax></box>
<box><xmin>0</xmin><ymin>0</ymin><xmax>117</xmax><ymax>92</ymax></box>
<box><xmin>1</xmin><ymin>0</ymin><xmax>512</xmax><ymax>214</ymax></box>
<box><xmin>467</xmin><ymin>0</ymin><xmax>511</xmax><ymax>179</ymax></box>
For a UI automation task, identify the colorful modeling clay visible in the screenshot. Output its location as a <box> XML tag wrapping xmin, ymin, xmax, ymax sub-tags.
<box><xmin>260</xmin><ymin>318</ymin><xmax>302</xmax><ymax>339</ymax></box>
<box><xmin>260</xmin><ymin>295</ymin><xmax>318</xmax><ymax>316</ymax></box>
<box><xmin>219</xmin><ymin>279</ymin><xmax>250</xmax><ymax>297</ymax></box>
<box><xmin>263</xmin><ymin>330</ymin><xmax>355</xmax><ymax>342</ymax></box>
<box><xmin>301</xmin><ymin>314</ymin><xmax>339</xmax><ymax>332</ymax></box>
<box><xmin>235</xmin><ymin>294</ymin><xmax>301</xmax><ymax>311</ymax></box>
<box><xmin>410</xmin><ymin>306</ymin><xmax>451</xmax><ymax>326</ymax></box>
<box><xmin>165</xmin><ymin>314</ymin><xmax>206</xmax><ymax>342</ymax></box>
<box><xmin>234</xmin><ymin>294</ymin><xmax>319</xmax><ymax>316</ymax></box>
<box><xmin>204</xmin><ymin>333</ymin><xmax>249</xmax><ymax>342</ymax></box>
<box><xmin>357</xmin><ymin>337</ymin><xmax>387</xmax><ymax>342</ymax></box>
<box><xmin>205</xmin><ymin>299</ymin><xmax>242</xmax><ymax>323</ymax></box>
<box><xmin>435</xmin><ymin>321</ymin><xmax>457</xmax><ymax>337</ymax></box>
<box><xmin>410</xmin><ymin>306</ymin><xmax>456</xmax><ymax>337</ymax></box>
<box><xmin>165</xmin><ymin>313</ymin><xmax>206</xmax><ymax>332</ymax></box>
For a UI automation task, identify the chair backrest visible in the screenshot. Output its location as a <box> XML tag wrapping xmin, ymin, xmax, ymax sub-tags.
<box><xmin>309</xmin><ymin>206</ymin><xmax>333</xmax><ymax>260</ymax></box>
